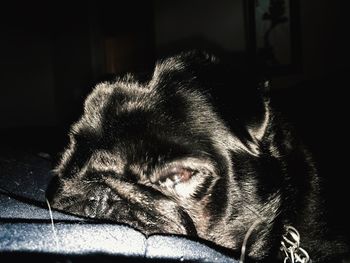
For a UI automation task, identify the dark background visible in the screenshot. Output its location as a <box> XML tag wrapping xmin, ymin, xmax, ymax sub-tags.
<box><xmin>0</xmin><ymin>0</ymin><xmax>348</xmax><ymax>239</ymax></box>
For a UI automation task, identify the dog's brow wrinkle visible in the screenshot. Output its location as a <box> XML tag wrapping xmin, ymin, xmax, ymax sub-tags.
<box><xmin>128</xmin><ymin>163</ymin><xmax>149</xmax><ymax>183</ymax></box>
<box><xmin>88</xmin><ymin>150</ymin><xmax>125</xmax><ymax>175</ymax></box>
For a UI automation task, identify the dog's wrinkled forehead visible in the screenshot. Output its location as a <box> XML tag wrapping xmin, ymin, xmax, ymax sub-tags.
<box><xmin>69</xmin><ymin>58</ymin><xmax>232</xmax><ymax>164</ymax></box>
<box><xmin>72</xmin><ymin>58</ymin><xmax>227</xmax><ymax>147</ymax></box>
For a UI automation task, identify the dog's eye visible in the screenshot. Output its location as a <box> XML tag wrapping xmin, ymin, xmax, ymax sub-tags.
<box><xmin>159</xmin><ymin>168</ymin><xmax>195</xmax><ymax>188</ymax></box>
<box><xmin>171</xmin><ymin>168</ymin><xmax>194</xmax><ymax>184</ymax></box>
<box><xmin>152</xmin><ymin>158</ymin><xmax>215</xmax><ymax>198</ymax></box>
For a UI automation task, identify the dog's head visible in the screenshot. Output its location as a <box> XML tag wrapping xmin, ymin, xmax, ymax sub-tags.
<box><xmin>47</xmin><ymin>52</ymin><xmax>284</xmax><ymax>259</ymax></box>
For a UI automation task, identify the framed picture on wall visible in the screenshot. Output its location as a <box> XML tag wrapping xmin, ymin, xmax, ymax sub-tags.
<box><xmin>244</xmin><ymin>0</ymin><xmax>302</xmax><ymax>74</ymax></box>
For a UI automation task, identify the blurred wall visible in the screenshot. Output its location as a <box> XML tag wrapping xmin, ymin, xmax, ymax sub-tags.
<box><xmin>271</xmin><ymin>0</ymin><xmax>348</xmax><ymax>89</ymax></box>
<box><xmin>0</xmin><ymin>4</ymin><xmax>57</xmax><ymax>128</ymax></box>
<box><xmin>0</xmin><ymin>1</ymin><xmax>155</xmax><ymax>130</ymax></box>
<box><xmin>0</xmin><ymin>0</ymin><xmax>347</xmax><ymax>129</ymax></box>
<box><xmin>153</xmin><ymin>0</ymin><xmax>246</xmax><ymax>56</ymax></box>
<box><xmin>300</xmin><ymin>0</ymin><xmax>347</xmax><ymax>80</ymax></box>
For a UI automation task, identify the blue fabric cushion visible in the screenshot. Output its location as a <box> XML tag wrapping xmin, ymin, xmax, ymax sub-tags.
<box><xmin>0</xmin><ymin>151</ymin><xmax>238</xmax><ymax>262</ymax></box>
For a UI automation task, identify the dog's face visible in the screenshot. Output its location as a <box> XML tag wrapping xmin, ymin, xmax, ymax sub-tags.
<box><xmin>47</xmin><ymin>52</ymin><xmax>292</xmax><ymax>260</ymax></box>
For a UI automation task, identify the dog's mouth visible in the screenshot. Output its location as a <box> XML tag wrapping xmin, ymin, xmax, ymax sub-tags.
<box><xmin>102</xmin><ymin>176</ymin><xmax>199</xmax><ymax>237</ymax></box>
<box><xmin>48</xmin><ymin>155</ymin><xmax>220</xmax><ymax>236</ymax></box>
<box><xmin>47</xmin><ymin>173</ymin><xmax>199</xmax><ymax>237</ymax></box>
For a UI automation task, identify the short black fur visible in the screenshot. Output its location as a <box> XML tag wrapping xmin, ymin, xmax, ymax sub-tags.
<box><xmin>47</xmin><ymin>51</ymin><xmax>348</xmax><ymax>262</ymax></box>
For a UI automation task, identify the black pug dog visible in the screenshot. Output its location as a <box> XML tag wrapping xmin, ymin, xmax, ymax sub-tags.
<box><xmin>47</xmin><ymin>52</ymin><xmax>348</xmax><ymax>262</ymax></box>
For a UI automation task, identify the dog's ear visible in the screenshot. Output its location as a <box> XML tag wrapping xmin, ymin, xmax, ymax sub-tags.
<box><xmin>151</xmin><ymin>50</ymin><xmax>219</xmax><ymax>84</ymax></box>
<box><xmin>222</xmin><ymin>77</ymin><xmax>272</xmax><ymax>156</ymax></box>
<box><xmin>246</xmin><ymin>79</ymin><xmax>271</xmax><ymax>142</ymax></box>
<box><xmin>153</xmin><ymin>51</ymin><xmax>272</xmax><ymax>154</ymax></box>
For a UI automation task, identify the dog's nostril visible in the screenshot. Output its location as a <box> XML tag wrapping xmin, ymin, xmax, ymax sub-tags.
<box><xmin>88</xmin><ymin>196</ymin><xmax>97</xmax><ymax>202</ymax></box>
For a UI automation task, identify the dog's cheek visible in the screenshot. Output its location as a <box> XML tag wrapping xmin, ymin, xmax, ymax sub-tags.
<box><xmin>103</xmin><ymin>177</ymin><xmax>197</xmax><ymax>235</ymax></box>
<box><xmin>182</xmin><ymin>199</ymin><xmax>212</xmax><ymax>237</ymax></box>
<box><xmin>172</xmin><ymin>182</ymin><xmax>213</xmax><ymax>229</ymax></box>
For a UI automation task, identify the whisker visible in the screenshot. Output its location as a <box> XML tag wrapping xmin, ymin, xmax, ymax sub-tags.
<box><xmin>45</xmin><ymin>198</ymin><xmax>60</xmax><ymax>250</ymax></box>
<box><xmin>239</xmin><ymin>217</ymin><xmax>263</xmax><ymax>263</ymax></box>
<box><xmin>238</xmin><ymin>193</ymin><xmax>281</xmax><ymax>262</ymax></box>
